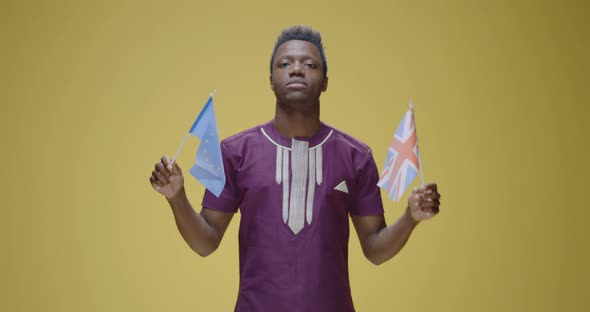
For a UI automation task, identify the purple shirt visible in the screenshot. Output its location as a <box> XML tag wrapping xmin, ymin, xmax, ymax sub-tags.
<box><xmin>202</xmin><ymin>121</ymin><xmax>384</xmax><ymax>312</ymax></box>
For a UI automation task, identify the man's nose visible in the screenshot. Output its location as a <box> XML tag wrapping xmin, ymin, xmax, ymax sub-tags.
<box><xmin>289</xmin><ymin>62</ymin><xmax>305</xmax><ymax>77</ymax></box>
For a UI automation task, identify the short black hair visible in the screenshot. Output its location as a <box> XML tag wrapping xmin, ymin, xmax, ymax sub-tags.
<box><xmin>270</xmin><ymin>25</ymin><xmax>328</xmax><ymax>78</ymax></box>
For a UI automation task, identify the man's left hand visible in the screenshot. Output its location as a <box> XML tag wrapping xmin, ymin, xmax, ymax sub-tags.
<box><xmin>407</xmin><ymin>183</ymin><xmax>440</xmax><ymax>222</ymax></box>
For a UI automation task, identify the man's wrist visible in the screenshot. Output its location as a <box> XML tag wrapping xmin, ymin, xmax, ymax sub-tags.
<box><xmin>403</xmin><ymin>206</ymin><xmax>420</xmax><ymax>227</ymax></box>
<box><xmin>166</xmin><ymin>187</ymin><xmax>187</xmax><ymax>204</ymax></box>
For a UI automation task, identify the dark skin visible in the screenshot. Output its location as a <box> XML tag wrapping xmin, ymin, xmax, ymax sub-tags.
<box><xmin>150</xmin><ymin>40</ymin><xmax>441</xmax><ymax>263</ymax></box>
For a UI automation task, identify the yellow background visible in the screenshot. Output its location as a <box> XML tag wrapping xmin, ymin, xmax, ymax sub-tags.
<box><xmin>2</xmin><ymin>0</ymin><xmax>588</xmax><ymax>311</ymax></box>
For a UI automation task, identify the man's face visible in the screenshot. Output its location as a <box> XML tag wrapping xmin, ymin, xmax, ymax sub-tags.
<box><xmin>270</xmin><ymin>40</ymin><xmax>328</xmax><ymax>106</ymax></box>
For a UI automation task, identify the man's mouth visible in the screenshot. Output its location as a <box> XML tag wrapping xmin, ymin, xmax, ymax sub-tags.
<box><xmin>286</xmin><ymin>80</ymin><xmax>307</xmax><ymax>88</ymax></box>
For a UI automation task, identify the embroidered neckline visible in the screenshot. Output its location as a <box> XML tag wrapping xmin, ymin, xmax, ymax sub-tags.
<box><xmin>260</xmin><ymin>122</ymin><xmax>333</xmax><ymax>150</ymax></box>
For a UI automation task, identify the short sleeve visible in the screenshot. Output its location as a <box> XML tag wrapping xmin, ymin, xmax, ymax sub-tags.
<box><xmin>349</xmin><ymin>150</ymin><xmax>384</xmax><ymax>216</ymax></box>
<box><xmin>201</xmin><ymin>141</ymin><xmax>241</xmax><ymax>213</ymax></box>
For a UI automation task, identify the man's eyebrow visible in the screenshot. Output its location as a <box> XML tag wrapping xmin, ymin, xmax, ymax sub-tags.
<box><xmin>276</xmin><ymin>54</ymin><xmax>316</xmax><ymax>61</ymax></box>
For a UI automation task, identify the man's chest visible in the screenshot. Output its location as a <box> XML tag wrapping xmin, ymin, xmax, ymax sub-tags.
<box><xmin>235</xmin><ymin>141</ymin><xmax>357</xmax><ymax>235</ymax></box>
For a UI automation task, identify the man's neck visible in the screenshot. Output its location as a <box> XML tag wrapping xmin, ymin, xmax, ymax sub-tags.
<box><xmin>273</xmin><ymin>103</ymin><xmax>321</xmax><ymax>138</ymax></box>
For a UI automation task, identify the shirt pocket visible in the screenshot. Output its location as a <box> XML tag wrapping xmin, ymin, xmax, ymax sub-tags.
<box><xmin>321</xmin><ymin>182</ymin><xmax>352</xmax><ymax>223</ymax></box>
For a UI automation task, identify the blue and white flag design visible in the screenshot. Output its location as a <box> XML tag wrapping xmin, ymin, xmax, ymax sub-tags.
<box><xmin>188</xmin><ymin>96</ymin><xmax>225</xmax><ymax>197</ymax></box>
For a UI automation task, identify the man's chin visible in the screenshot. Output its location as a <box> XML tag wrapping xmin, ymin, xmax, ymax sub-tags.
<box><xmin>284</xmin><ymin>93</ymin><xmax>308</xmax><ymax>102</ymax></box>
<box><xmin>284</xmin><ymin>90</ymin><xmax>320</xmax><ymax>102</ymax></box>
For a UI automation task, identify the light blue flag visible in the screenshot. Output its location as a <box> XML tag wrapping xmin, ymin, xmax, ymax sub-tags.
<box><xmin>187</xmin><ymin>96</ymin><xmax>225</xmax><ymax>197</ymax></box>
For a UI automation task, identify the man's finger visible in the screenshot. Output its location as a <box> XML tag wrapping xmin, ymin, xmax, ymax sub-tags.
<box><xmin>151</xmin><ymin>171</ymin><xmax>162</xmax><ymax>185</ymax></box>
<box><xmin>420</xmin><ymin>199</ymin><xmax>439</xmax><ymax>209</ymax></box>
<box><xmin>149</xmin><ymin>176</ymin><xmax>161</xmax><ymax>190</ymax></box>
<box><xmin>423</xmin><ymin>192</ymin><xmax>441</xmax><ymax>201</ymax></box>
<box><xmin>162</xmin><ymin>155</ymin><xmax>173</xmax><ymax>171</ymax></box>
<box><xmin>421</xmin><ymin>206</ymin><xmax>439</xmax><ymax>215</ymax></box>
<box><xmin>156</xmin><ymin>171</ymin><xmax>169</xmax><ymax>184</ymax></box>
<box><xmin>152</xmin><ymin>170</ymin><xmax>167</xmax><ymax>185</ymax></box>
<box><xmin>424</xmin><ymin>183</ymin><xmax>437</xmax><ymax>191</ymax></box>
<box><xmin>155</xmin><ymin>162</ymin><xmax>171</xmax><ymax>177</ymax></box>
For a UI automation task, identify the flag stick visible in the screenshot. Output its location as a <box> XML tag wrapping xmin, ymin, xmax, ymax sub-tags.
<box><xmin>169</xmin><ymin>89</ymin><xmax>217</xmax><ymax>166</ymax></box>
<box><xmin>170</xmin><ymin>133</ymin><xmax>190</xmax><ymax>165</ymax></box>
<box><xmin>410</xmin><ymin>99</ymin><xmax>425</xmax><ymax>187</ymax></box>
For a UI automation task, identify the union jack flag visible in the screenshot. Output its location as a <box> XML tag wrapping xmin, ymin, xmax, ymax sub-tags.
<box><xmin>377</xmin><ymin>103</ymin><xmax>421</xmax><ymax>202</ymax></box>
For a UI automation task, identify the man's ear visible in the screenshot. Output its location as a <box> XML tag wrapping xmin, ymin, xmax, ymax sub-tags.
<box><xmin>269</xmin><ymin>75</ymin><xmax>274</xmax><ymax>92</ymax></box>
<box><xmin>322</xmin><ymin>76</ymin><xmax>329</xmax><ymax>92</ymax></box>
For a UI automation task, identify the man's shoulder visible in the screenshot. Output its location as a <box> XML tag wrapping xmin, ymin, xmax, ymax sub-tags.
<box><xmin>220</xmin><ymin>121</ymin><xmax>269</xmax><ymax>148</ymax></box>
<box><xmin>325</xmin><ymin>123</ymin><xmax>373</xmax><ymax>156</ymax></box>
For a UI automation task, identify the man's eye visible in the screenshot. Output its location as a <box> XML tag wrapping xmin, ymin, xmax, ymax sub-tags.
<box><xmin>279</xmin><ymin>62</ymin><xmax>289</xmax><ymax>68</ymax></box>
<box><xmin>305</xmin><ymin>63</ymin><xmax>316</xmax><ymax>69</ymax></box>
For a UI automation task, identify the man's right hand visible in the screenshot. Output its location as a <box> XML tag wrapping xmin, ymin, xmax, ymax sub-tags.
<box><xmin>150</xmin><ymin>155</ymin><xmax>184</xmax><ymax>199</ymax></box>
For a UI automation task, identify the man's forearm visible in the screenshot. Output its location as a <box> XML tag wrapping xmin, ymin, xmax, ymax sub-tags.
<box><xmin>366</xmin><ymin>208</ymin><xmax>419</xmax><ymax>265</ymax></box>
<box><xmin>166</xmin><ymin>187</ymin><xmax>218</xmax><ymax>257</ymax></box>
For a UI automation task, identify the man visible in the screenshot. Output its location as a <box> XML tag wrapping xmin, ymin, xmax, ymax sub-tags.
<box><xmin>149</xmin><ymin>25</ymin><xmax>441</xmax><ymax>311</ymax></box>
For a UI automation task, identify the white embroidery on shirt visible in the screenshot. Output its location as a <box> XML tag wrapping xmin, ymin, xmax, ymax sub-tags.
<box><xmin>288</xmin><ymin>139</ymin><xmax>308</xmax><ymax>234</ymax></box>
<box><xmin>306</xmin><ymin>148</ymin><xmax>316</xmax><ymax>225</ymax></box>
<box><xmin>276</xmin><ymin>147</ymin><xmax>282</xmax><ymax>184</ymax></box>
<box><xmin>275</xmin><ymin>142</ymin><xmax>324</xmax><ymax>234</ymax></box>
<box><xmin>265</xmin><ymin>127</ymin><xmax>330</xmax><ymax>235</ymax></box>
<box><xmin>261</xmin><ymin>127</ymin><xmax>333</xmax><ymax>151</ymax></box>
<box><xmin>282</xmin><ymin>148</ymin><xmax>289</xmax><ymax>224</ymax></box>
<box><xmin>315</xmin><ymin>145</ymin><xmax>323</xmax><ymax>185</ymax></box>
